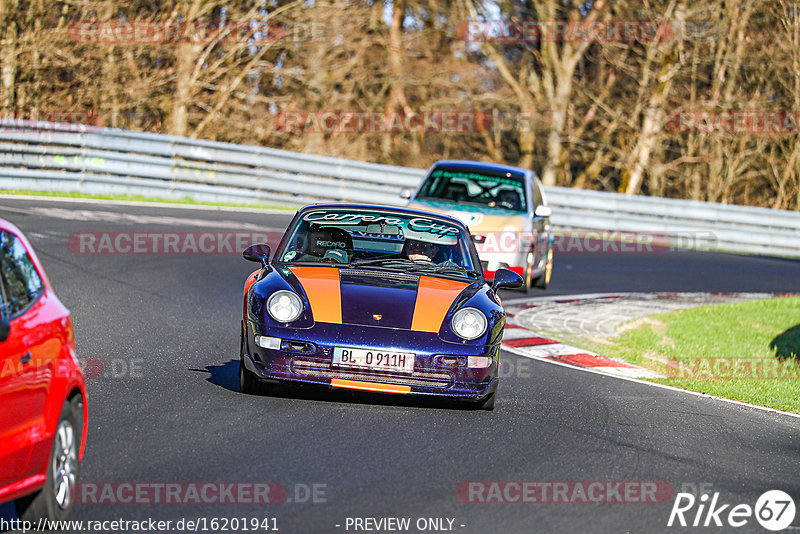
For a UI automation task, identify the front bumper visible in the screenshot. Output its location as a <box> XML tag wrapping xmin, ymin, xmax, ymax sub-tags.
<box><xmin>244</xmin><ymin>321</ymin><xmax>499</xmax><ymax>401</ymax></box>
<box><xmin>481</xmin><ymin>254</ymin><xmax>529</xmax><ymax>280</ymax></box>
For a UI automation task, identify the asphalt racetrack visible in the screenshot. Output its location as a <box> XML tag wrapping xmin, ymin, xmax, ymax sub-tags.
<box><xmin>2</xmin><ymin>197</ymin><xmax>800</xmax><ymax>533</ymax></box>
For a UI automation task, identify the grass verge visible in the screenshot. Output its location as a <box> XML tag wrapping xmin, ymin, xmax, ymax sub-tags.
<box><xmin>594</xmin><ymin>297</ymin><xmax>800</xmax><ymax>413</ymax></box>
<box><xmin>0</xmin><ymin>189</ymin><xmax>296</xmax><ymax>211</ymax></box>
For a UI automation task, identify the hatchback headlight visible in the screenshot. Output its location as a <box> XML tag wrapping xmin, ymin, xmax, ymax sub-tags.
<box><xmin>451</xmin><ymin>307</ymin><xmax>487</xmax><ymax>340</ymax></box>
<box><xmin>267</xmin><ymin>291</ymin><xmax>303</xmax><ymax>323</ymax></box>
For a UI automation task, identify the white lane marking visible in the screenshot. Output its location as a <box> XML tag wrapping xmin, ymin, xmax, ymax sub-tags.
<box><xmin>596</xmin><ymin>366</ymin><xmax>665</xmax><ymax>379</ymax></box>
<box><xmin>0</xmin><ymin>206</ymin><xmax>37</xmax><ymax>215</ymax></box>
<box><xmin>0</xmin><ymin>194</ymin><xmax>293</xmax><ymax>214</ymax></box>
<box><xmin>502</xmin><ymin>334</ymin><xmax>661</xmax><ymax>376</ymax></box>
<box><xmin>23</xmin><ymin>207</ymin><xmax>285</xmax><ymax>232</ymax></box>
<box><xmin>500</xmin><ymin>328</ymin><xmax>541</xmax><ymax>340</ymax></box>
<box><xmin>508</xmin><ymin>292</ymin><xmax>777</xmax><ymax>339</ymax></box>
<box><xmin>510</xmin><ymin>343</ymin><xmax>596</xmax><ymax>358</ymax></box>
<box><xmin>26</xmin><ymin>230</ymin><xmax>67</xmax><ymax>240</ymax></box>
<box><xmin>501</xmin><ymin>347</ymin><xmax>800</xmax><ymax>421</ymax></box>
<box><xmin>503</xmin><ymin>291</ymin><xmax>775</xmax><ymax>305</ymax></box>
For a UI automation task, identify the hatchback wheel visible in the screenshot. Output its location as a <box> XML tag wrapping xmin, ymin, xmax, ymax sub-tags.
<box><xmin>16</xmin><ymin>397</ymin><xmax>82</xmax><ymax>521</ymax></box>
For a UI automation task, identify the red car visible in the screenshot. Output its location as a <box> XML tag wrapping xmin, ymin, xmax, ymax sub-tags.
<box><xmin>0</xmin><ymin>218</ymin><xmax>87</xmax><ymax>521</ymax></box>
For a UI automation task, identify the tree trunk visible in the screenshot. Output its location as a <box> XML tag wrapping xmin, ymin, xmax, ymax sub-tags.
<box><xmin>0</xmin><ymin>0</ymin><xmax>19</xmax><ymax>109</ymax></box>
<box><xmin>170</xmin><ymin>44</ymin><xmax>203</xmax><ymax>137</ymax></box>
<box><xmin>383</xmin><ymin>0</ymin><xmax>412</xmax><ymax>161</ymax></box>
<box><xmin>541</xmin><ymin>68</ymin><xmax>573</xmax><ymax>186</ymax></box>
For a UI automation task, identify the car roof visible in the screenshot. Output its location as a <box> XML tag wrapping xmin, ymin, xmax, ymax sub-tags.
<box><xmin>428</xmin><ymin>160</ymin><xmax>535</xmax><ymax>179</ymax></box>
<box><xmin>0</xmin><ymin>217</ymin><xmax>25</xmax><ymax>237</ymax></box>
<box><xmin>299</xmin><ymin>203</ymin><xmax>468</xmax><ymax>229</ymax></box>
<box><xmin>0</xmin><ymin>217</ymin><xmax>52</xmax><ymax>289</ymax></box>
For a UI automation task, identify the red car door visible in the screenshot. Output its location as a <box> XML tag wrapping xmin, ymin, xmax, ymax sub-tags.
<box><xmin>0</xmin><ymin>229</ymin><xmax>47</xmax><ymax>486</ymax></box>
<box><xmin>17</xmin><ymin>297</ymin><xmax>69</xmax><ymax>481</ymax></box>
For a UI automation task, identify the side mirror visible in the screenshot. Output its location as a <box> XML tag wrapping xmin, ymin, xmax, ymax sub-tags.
<box><xmin>534</xmin><ymin>205</ymin><xmax>552</xmax><ymax>218</ymax></box>
<box><xmin>0</xmin><ymin>319</ymin><xmax>10</xmax><ymax>343</ymax></box>
<box><xmin>399</xmin><ymin>188</ymin><xmax>413</xmax><ymax>200</ymax></box>
<box><xmin>242</xmin><ymin>243</ymin><xmax>271</xmax><ymax>269</ymax></box>
<box><xmin>492</xmin><ymin>268</ymin><xmax>523</xmax><ymax>291</ymax></box>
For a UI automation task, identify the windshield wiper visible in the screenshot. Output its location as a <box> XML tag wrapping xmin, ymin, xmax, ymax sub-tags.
<box><xmin>349</xmin><ymin>258</ymin><xmax>418</xmax><ymax>268</ymax></box>
<box><xmin>349</xmin><ymin>258</ymin><xmax>479</xmax><ymax>278</ymax></box>
<box><xmin>407</xmin><ymin>264</ymin><xmax>480</xmax><ymax>277</ymax></box>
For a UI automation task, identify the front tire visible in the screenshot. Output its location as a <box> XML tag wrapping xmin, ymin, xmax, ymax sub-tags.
<box><xmin>15</xmin><ymin>396</ymin><xmax>82</xmax><ymax>522</ymax></box>
<box><xmin>239</xmin><ymin>357</ymin><xmax>270</xmax><ymax>395</ymax></box>
<box><xmin>533</xmin><ymin>248</ymin><xmax>553</xmax><ymax>290</ymax></box>
<box><xmin>477</xmin><ymin>392</ymin><xmax>496</xmax><ymax>411</ymax></box>
<box><xmin>239</xmin><ymin>327</ymin><xmax>265</xmax><ymax>395</ymax></box>
<box><xmin>517</xmin><ymin>254</ymin><xmax>534</xmax><ymax>293</ymax></box>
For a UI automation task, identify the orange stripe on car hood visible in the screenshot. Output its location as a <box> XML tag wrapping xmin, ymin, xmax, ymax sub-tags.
<box><xmin>411</xmin><ymin>276</ymin><xmax>469</xmax><ymax>333</ymax></box>
<box><xmin>331</xmin><ymin>379</ymin><xmax>411</xmax><ymax>394</ymax></box>
<box><xmin>289</xmin><ymin>266</ymin><xmax>342</xmax><ymax>324</ymax></box>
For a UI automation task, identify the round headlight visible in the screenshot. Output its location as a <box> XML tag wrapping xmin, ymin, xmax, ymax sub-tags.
<box><xmin>451</xmin><ymin>307</ymin><xmax>487</xmax><ymax>340</ymax></box>
<box><xmin>267</xmin><ymin>290</ymin><xmax>303</xmax><ymax>323</ymax></box>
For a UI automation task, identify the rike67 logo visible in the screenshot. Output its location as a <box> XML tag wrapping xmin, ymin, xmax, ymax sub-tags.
<box><xmin>668</xmin><ymin>485</ymin><xmax>796</xmax><ymax>531</ymax></box>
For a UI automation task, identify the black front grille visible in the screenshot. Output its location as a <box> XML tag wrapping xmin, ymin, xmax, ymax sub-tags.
<box><xmin>291</xmin><ymin>359</ymin><xmax>450</xmax><ymax>388</ymax></box>
<box><xmin>340</xmin><ymin>269</ymin><xmax>419</xmax><ymax>282</ymax></box>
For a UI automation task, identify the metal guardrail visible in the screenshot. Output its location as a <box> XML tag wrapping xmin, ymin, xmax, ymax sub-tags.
<box><xmin>1</xmin><ymin>119</ymin><xmax>799</xmax><ymax>257</ymax></box>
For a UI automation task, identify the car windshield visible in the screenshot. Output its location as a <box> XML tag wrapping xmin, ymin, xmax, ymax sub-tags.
<box><xmin>416</xmin><ymin>167</ymin><xmax>528</xmax><ymax>212</ymax></box>
<box><xmin>277</xmin><ymin>208</ymin><xmax>479</xmax><ymax>279</ymax></box>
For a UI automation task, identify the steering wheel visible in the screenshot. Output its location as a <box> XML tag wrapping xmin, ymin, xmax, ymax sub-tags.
<box><xmin>322</xmin><ymin>249</ymin><xmax>348</xmax><ymax>263</ymax></box>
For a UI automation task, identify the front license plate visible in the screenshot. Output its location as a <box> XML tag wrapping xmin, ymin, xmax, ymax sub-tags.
<box><xmin>332</xmin><ymin>347</ymin><xmax>415</xmax><ymax>374</ymax></box>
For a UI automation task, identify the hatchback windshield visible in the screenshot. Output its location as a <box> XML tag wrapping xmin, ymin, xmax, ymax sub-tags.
<box><xmin>277</xmin><ymin>208</ymin><xmax>479</xmax><ymax>279</ymax></box>
<box><xmin>417</xmin><ymin>167</ymin><xmax>528</xmax><ymax>212</ymax></box>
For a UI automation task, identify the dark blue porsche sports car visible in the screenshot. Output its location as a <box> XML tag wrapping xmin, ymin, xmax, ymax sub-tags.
<box><xmin>239</xmin><ymin>204</ymin><xmax>522</xmax><ymax>410</ymax></box>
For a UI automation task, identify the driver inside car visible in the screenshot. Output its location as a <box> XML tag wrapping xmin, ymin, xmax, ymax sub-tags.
<box><xmin>496</xmin><ymin>189</ymin><xmax>523</xmax><ymax>211</ymax></box>
<box><xmin>404</xmin><ymin>239</ymin><xmax>440</xmax><ymax>262</ymax></box>
<box><xmin>403</xmin><ymin>240</ymin><xmax>462</xmax><ymax>268</ymax></box>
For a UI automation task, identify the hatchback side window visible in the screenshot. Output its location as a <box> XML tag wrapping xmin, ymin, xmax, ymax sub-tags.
<box><xmin>0</xmin><ymin>270</ymin><xmax>6</xmax><ymax>321</ymax></box>
<box><xmin>0</xmin><ymin>230</ymin><xmax>43</xmax><ymax>318</ymax></box>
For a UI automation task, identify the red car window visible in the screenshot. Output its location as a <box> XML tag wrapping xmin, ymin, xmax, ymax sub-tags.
<box><xmin>0</xmin><ymin>230</ymin><xmax>44</xmax><ymax>319</ymax></box>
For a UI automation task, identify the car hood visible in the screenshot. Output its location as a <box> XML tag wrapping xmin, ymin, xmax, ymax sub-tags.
<box><xmin>287</xmin><ymin>265</ymin><xmax>471</xmax><ymax>331</ymax></box>
<box><xmin>408</xmin><ymin>199</ymin><xmax>530</xmax><ymax>232</ymax></box>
